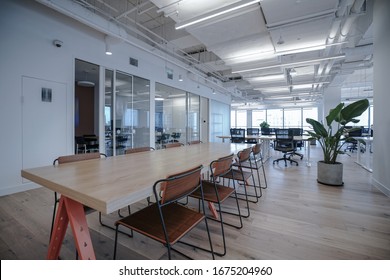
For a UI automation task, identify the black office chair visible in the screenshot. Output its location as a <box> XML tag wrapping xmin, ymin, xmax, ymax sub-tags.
<box><xmin>288</xmin><ymin>128</ymin><xmax>304</xmax><ymax>160</ymax></box>
<box><xmin>344</xmin><ymin>126</ymin><xmax>364</xmax><ymax>152</ymax></box>
<box><xmin>75</xmin><ymin>136</ymin><xmax>87</xmax><ymax>154</ymax></box>
<box><xmin>170</xmin><ymin>132</ymin><xmax>181</xmax><ymax>142</ymax></box>
<box><xmin>273</xmin><ymin>129</ymin><xmax>299</xmax><ymax>167</ymax></box>
<box><xmin>261</xmin><ymin>127</ymin><xmax>271</xmax><ymax>135</ymax></box>
<box><xmin>246</xmin><ymin>128</ymin><xmax>260</xmax><ymax>143</ymax></box>
<box><xmin>83</xmin><ymin>134</ymin><xmax>99</xmax><ymax>153</ymax></box>
<box><xmin>230</xmin><ymin>128</ymin><xmax>246</xmax><ymax>143</ymax></box>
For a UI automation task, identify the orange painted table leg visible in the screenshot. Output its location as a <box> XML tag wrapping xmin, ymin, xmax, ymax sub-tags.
<box><xmin>208</xmin><ymin>202</ymin><xmax>219</xmax><ymax>219</ymax></box>
<box><xmin>47</xmin><ymin>196</ymin><xmax>96</xmax><ymax>260</ymax></box>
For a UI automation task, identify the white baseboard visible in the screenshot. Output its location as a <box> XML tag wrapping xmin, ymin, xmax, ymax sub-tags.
<box><xmin>372</xmin><ymin>178</ymin><xmax>390</xmax><ymax>197</ymax></box>
<box><xmin>0</xmin><ymin>182</ymin><xmax>39</xmax><ymax>197</ymax></box>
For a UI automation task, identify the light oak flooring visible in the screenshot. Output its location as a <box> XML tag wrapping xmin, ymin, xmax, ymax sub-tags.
<box><xmin>1</xmin><ymin>145</ymin><xmax>389</xmax><ymax>260</ymax></box>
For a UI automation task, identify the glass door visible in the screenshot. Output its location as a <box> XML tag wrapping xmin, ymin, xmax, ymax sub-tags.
<box><xmin>104</xmin><ymin>69</ymin><xmax>114</xmax><ymax>156</ymax></box>
<box><xmin>187</xmin><ymin>92</ymin><xmax>200</xmax><ymax>143</ymax></box>
<box><xmin>104</xmin><ymin>71</ymin><xmax>150</xmax><ymax>156</ymax></box>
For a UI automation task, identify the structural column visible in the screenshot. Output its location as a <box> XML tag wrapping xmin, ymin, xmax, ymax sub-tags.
<box><xmin>321</xmin><ymin>86</ymin><xmax>341</xmax><ymax>130</ymax></box>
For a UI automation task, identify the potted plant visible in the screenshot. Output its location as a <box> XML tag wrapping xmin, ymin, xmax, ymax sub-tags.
<box><xmin>306</xmin><ymin>99</ymin><xmax>369</xmax><ymax>186</ymax></box>
<box><xmin>260</xmin><ymin>121</ymin><xmax>270</xmax><ymax>128</ymax></box>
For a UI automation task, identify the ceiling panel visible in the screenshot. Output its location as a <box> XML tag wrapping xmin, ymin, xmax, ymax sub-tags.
<box><xmin>261</xmin><ymin>0</ymin><xmax>339</xmax><ymax>26</ymax></box>
<box><xmin>56</xmin><ymin>0</ymin><xmax>374</xmax><ymax>107</ymax></box>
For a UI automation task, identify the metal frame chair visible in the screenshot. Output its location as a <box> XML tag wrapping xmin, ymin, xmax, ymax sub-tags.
<box><xmin>164</xmin><ymin>142</ymin><xmax>184</xmax><ymax>149</ymax></box>
<box><xmin>51</xmin><ymin>153</ymin><xmax>107</xmax><ymax>239</ymax></box>
<box><xmin>125</xmin><ymin>146</ymin><xmax>155</xmax><ymax>154</ymax></box>
<box><xmin>239</xmin><ymin>143</ymin><xmax>268</xmax><ymax>192</ymax></box>
<box><xmin>187</xmin><ymin>140</ymin><xmax>203</xmax><ymax>145</ymax></box>
<box><xmin>124</xmin><ymin>146</ymin><xmax>156</xmax><ymax>206</ymax></box>
<box><xmin>229</xmin><ymin>147</ymin><xmax>260</xmax><ymax>205</ymax></box>
<box><xmin>113</xmin><ymin>165</ymin><xmax>214</xmax><ymax>260</ymax></box>
<box><xmin>190</xmin><ymin>154</ymin><xmax>242</xmax><ymax>256</ymax></box>
<box><xmin>51</xmin><ymin>152</ymin><xmax>131</xmax><ymax>259</ymax></box>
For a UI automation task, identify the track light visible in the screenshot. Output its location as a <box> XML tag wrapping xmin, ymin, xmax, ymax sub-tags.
<box><xmin>105</xmin><ymin>35</ymin><xmax>113</xmax><ymax>55</ymax></box>
<box><xmin>105</xmin><ymin>43</ymin><xmax>112</xmax><ymax>55</ymax></box>
<box><xmin>290</xmin><ymin>68</ymin><xmax>297</xmax><ymax>77</ymax></box>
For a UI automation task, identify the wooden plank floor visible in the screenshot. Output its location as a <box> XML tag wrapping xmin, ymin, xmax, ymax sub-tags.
<box><xmin>1</xmin><ymin>145</ymin><xmax>389</xmax><ymax>260</ymax></box>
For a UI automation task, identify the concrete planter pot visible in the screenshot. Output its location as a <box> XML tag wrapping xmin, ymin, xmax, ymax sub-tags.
<box><xmin>317</xmin><ymin>161</ymin><xmax>344</xmax><ymax>186</ymax></box>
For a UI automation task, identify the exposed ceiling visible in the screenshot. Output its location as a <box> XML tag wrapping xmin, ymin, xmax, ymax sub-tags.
<box><xmin>49</xmin><ymin>0</ymin><xmax>374</xmax><ymax>108</ymax></box>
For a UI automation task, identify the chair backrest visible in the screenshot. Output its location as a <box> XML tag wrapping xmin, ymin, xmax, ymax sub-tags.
<box><xmin>53</xmin><ymin>152</ymin><xmax>106</xmax><ymax>165</ymax></box>
<box><xmin>125</xmin><ymin>147</ymin><xmax>155</xmax><ymax>154</ymax></box>
<box><xmin>75</xmin><ymin>136</ymin><xmax>86</xmax><ymax>144</ymax></box>
<box><xmin>348</xmin><ymin>126</ymin><xmax>363</xmax><ymax>137</ymax></box>
<box><xmin>171</xmin><ymin>132</ymin><xmax>181</xmax><ymax>138</ymax></box>
<box><xmin>164</xmin><ymin>142</ymin><xmax>184</xmax><ymax>149</ymax></box>
<box><xmin>247</xmin><ymin>128</ymin><xmax>260</xmax><ymax>135</ymax></box>
<box><xmin>252</xmin><ymin>143</ymin><xmax>262</xmax><ymax>156</ymax></box>
<box><xmin>288</xmin><ymin>128</ymin><xmax>303</xmax><ymax>136</ymax></box>
<box><xmin>274</xmin><ymin>129</ymin><xmax>294</xmax><ymax>152</ymax></box>
<box><xmin>237</xmin><ymin>147</ymin><xmax>252</xmax><ymax>164</ymax></box>
<box><xmin>210</xmin><ymin>154</ymin><xmax>234</xmax><ymax>178</ymax></box>
<box><xmin>261</xmin><ymin>127</ymin><xmax>271</xmax><ymax>135</ymax></box>
<box><xmin>246</xmin><ymin>128</ymin><xmax>260</xmax><ymax>143</ymax></box>
<box><xmin>230</xmin><ymin>128</ymin><xmax>246</xmax><ymax>143</ymax></box>
<box><xmin>187</xmin><ymin>140</ymin><xmax>202</xmax><ymax>145</ymax></box>
<box><xmin>275</xmin><ymin>128</ymin><xmax>292</xmax><ymax>140</ymax></box>
<box><xmin>161</xmin><ymin>133</ymin><xmax>170</xmax><ymax>141</ymax></box>
<box><xmin>157</xmin><ymin>165</ymin><xmax>203</xmax><ymax>205</ymax></box>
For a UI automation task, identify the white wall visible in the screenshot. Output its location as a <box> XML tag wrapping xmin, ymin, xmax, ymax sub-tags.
<box><xmin>372</xmin><ymin>0</ymin><xmax>390</xmax><ymax>196</ymax></box>
<box><xmin>0</xmin><ymin>0</ymin><xmax>230</xmax><ymax>195</ymax></box>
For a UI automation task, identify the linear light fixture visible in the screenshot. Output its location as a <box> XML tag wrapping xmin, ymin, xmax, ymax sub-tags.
<box><xmin>247</xmin><ymin>74</ymin><xmax>285</xmax><ymax>82</ymax></box>
<box><xmin>232</xmin><ymin>54</ymin><xmax>346</xmax><ymax>74</ymax></box>
<box><xmin>175</xmin><ymin>0</ymin><xmax>261</xmax><ymax>30</ymax></box>
<box><xmin>255</xmin><ymin>82</ymin><xmax>329</xmax><ymax>91</ymax></box>
<box><xmin>275</xmin><ymin>41</ymin><xmax>348</xmax><ymax>56</ymax></box>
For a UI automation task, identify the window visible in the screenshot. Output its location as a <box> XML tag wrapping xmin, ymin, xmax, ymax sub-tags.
<box><xmin>252</xmin><ymin>110</ymin><xmax>266</xmax><ymax>127</ymax></box>
<box><xmin>230</xmin><ymin>110</ymin><xmax>236</xmax><ymax>128</ymax></box>
<box><xmin>302</xmin><ymin>107</ymin><xmax>318</xmax><ymax>131</ymax></box>
<box><xmin>266</xmin><ymin>109</ymin><xmax>283</xmax><ymax>128</ymax></box>
<box><xmin>236</xmin><ymin>110</ymin><xmax>247</xmax><ymax>129</ymax></box>
<box><xmin>284</xmin><ymin>108</ymin><xmax>302</xmax><ymax>128</ymax></box>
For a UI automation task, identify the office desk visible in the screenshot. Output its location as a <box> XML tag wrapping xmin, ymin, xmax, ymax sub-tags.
<box><xmin>354</xmin><ymin>137</ymin><xmax>373</xmax><ymax>172</ymax></box>
<box><xmin>21</xmin><ymin>142</ymin><xmax>251</xmax><ymax>260</ymax></box>
<box><xmin>217</xmin><ymin>135</ymin><xmax>312</xmax><ymax>166</ymax></box>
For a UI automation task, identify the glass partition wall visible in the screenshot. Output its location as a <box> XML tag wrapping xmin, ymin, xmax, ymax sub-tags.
<box><xmin>105</xmin><ymin>70</ymin><xmax>150</xmax><ymax>156</ymax></box>
<box><xmin>155</xmin><ymin>83</ymin><xmax>200</xmax><ymax>148</ymax></box>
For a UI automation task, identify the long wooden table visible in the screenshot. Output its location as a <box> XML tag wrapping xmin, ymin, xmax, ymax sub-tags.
<box><xmin>21</xmin><ymin>142</ymin><xmax>251</xmax><ymax>260</ymax></box>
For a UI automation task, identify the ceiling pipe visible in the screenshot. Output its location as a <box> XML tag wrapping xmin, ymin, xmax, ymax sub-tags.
<box><xmin>36</xmin><ymin>0</ymin><xmax>233</xmax><ymax>96</ymax></box>
<box><xmin>318</xmin><ymin>0</ymin><xmax>356</xmax><ymax>76</ymax></box>
<box><xmin>340</xmin><ymin>0</ymin><xmax>365</xmax><ymax>41</ymax></box>
<box><xmin>351</xmin><ymin>0</ymin><xmax>365</xmax><ymax>13</ymax></box>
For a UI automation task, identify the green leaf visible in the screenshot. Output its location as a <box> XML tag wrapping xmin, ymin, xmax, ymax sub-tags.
<box><xmin>326</xmin><ymin>103</ymin><xmax>344</xmax><ymax>126</ymax></box>
<box><xmin>340</xmin><ymin>99</ymin><xmax>369</xmax><ymax>122</ymax></box>
<box><xmin>306</xmin><ymin>118</ymin><xmax>327</xmax><ymax>137</ymax></box>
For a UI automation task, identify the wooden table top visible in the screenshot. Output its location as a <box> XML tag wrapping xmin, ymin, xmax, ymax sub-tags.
<box><xmin>21</xmin><ymin>142</ymin><xmax>252</xmax><ymax>214</ymax></box>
